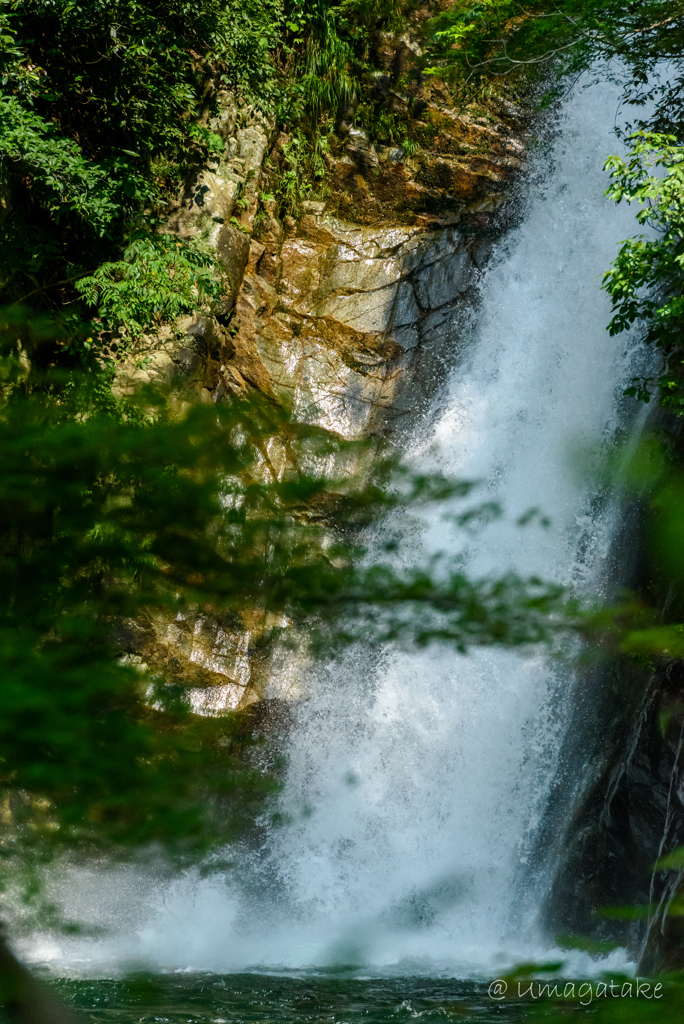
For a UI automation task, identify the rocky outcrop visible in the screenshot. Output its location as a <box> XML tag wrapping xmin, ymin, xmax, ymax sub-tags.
<box><xmin>221</xmin><ymin>209</ymin><xmax>491</xmax><ymax>439</ymax></box>
<box><xmin>538</xmin><ymin>469</ymin><xmax>684</xmax><ymax>969</ymax></box>
<box><xmin>112</xmin><ymin>24</ymin><xmax>530</xmax><ymax>711</ymax></box>
<box><xmin>537</xmin><ymin>418</ymin><xmax>684</xmax><ymax>973</ymax></box>
<box><xmin>166</xmin><ymin>96</ymin><xmax>271</xmax><ymax>307</ymax></box>
<box><xmin>542</xmin><ymin>657</ymin><xmax>684</xmax><ymax>970</ymax></box>
<box><xmin>119</xmin><ymin>605</ymin><xmax>275</xmax><ymax>712</ymax></box>
<box><xmin>326</xmin><ymin>103</ymin><xmax>525</xmax><ymax>228</ymax></box>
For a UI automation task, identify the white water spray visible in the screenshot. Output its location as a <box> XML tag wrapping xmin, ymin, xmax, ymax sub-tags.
<box><xmin>33</xmin><ymin>78</ymin><xmax>650</xmax><ymax>978</ymax></box>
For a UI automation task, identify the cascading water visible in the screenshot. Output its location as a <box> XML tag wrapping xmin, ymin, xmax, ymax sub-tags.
<box><xmin>33</xmin><ymin>77</ymin><xmax>651</xmax><ymax>980</ymax></box>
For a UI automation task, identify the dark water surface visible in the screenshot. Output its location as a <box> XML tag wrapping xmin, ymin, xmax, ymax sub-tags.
<box><xmin>45</xmin><ymin>975</ymin><xmax>538</xmax><ymax>1023</ymax></box>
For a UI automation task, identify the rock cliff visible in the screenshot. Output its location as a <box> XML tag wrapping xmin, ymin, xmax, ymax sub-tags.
<box><xmin>114</xmin><ymin>26</ymin><xmax>529</xmax><ymax>710</ymax></box>
<box><xmin>542</xmin><ymin>479</ymin><xmax>684</xmax><ymax>971</ymax></box>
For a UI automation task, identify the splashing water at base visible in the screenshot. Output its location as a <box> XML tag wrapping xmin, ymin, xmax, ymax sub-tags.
<box><xmin>30</xmin><ymin>78</ymin><xmax>651</xmax><ymax>980</ymax></box>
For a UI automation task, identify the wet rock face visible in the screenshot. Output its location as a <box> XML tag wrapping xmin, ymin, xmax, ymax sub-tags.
<box><xmin>144</xmin><ymin>16</ymin><xmax>528</xmax><ymax>443</ymax></box>
<box><xmin>113</xmin><ymin>42</ymin><xmax>527</xmax><ymax>708</ymax></box>
<box><xmin>221</xmin><ymin>211</ymin><xmax>486</xmax><ymax>439</ymax></box>
<box><xmin>117</xmin><ymin>602</ymin><xmax>288</xmax><ymax>713</ymax></box>
<box><xmin>543</xmin><ymin>660</ymin><xmax>684</xmax><ymax>971</ymax></box>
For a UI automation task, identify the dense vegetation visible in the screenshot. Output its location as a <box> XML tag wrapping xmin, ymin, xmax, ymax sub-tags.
<box><xmin>0</xmin><ymin>330</ymin><xmax>575</xmax><ymax>1020</ymax></box>
<box><xmin>0</xmin><ymin>0</ymin><xmax>275</xmax><ymax>342</ymax></box>
<box><xmin>0</xmin><ymin>0</ymin><xmax>418</xmax><ymax>339</ymax></box>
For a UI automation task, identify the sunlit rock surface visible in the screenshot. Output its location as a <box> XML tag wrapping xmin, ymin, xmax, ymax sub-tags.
<box><xmin>223</xmin><ymin>213</ymin><xmax>485</xmax><ymax>438</ymax></box>
<box><xmin>111</xmin><ymin>34</ymin><xmax>528</xmax><ymax>710</ymax></box>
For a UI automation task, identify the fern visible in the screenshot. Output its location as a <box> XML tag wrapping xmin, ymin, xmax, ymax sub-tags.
<box><xmin>75</xmin><ymin>235</ymin><xmax>224</xmax><ymax>341</ymax></box>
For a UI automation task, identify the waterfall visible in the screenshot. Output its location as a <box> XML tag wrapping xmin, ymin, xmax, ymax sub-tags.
<box><xmin>32</xmin><ymin>77</ymin><xmax>649</xmax><ymax>979</ymax></box>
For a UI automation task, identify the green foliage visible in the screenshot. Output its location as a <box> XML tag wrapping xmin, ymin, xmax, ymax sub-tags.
<box><xmin>0</xmin><ymin>0</ymin><xmax>418</xmax><ymax>333</ymax></box>
<box><xmin>0</xmin><ymin>390</ymin><xmax>267</xmax><ymax>855</ymax></box>
<box><xmin>355</xmin><ymin>103</ymin><xmax>402</xmax><ymax>143</ymax></box>
<box><xmin>0</xmin><ymin>0</ymin><xmax>280</xmax><ymax>331</ymax></box>
<box><xmin>572</xmin><ymin>437</ymin><xmax>684</xmax><ymax>659</ymax></box>
<box><xmin>188</xmin><ymin>124</ymin><xmax>226</xmax><ymax>157</ymax></box>
<box><xmin>7</xmin><ymin>0</ymin><xmax>281</xmax><ymax>160</ymax></box>
<box><xmin>0</xmin><ymin>97</ymin><xmax>124</xmax><ymax>233</ymax></box>
<box><xmin>602</xmin><ymin>133</ymin><xmax>684</xmax><ymax>411</ymax></box>
<box><xmin>294</xmin><ymin>1</ymin><xmax>356</xmax><ymax>121</ymax></box>
<box><xmin>269</xmin><ymin>0</ymin><xmax>410</xmax><ymax>212</ymax></box>
<box><xmin>426</xmin><ymin>0</ymin><xmax>529</xmax><ymax>85</ymax></box>
<box><xmin>277</xmin><ymin>0</ymin><xmax>410</xmax><ymax>126</ymax></box>
<box><xmin>425</xmin><ymin>0</ymin><xmax>684</xmax><ymax>121</ymax></box>
<box><xmin>75</xmin><ymin>235</ymin><xmax>225</xmax><ymax>342</ymax></box>
<box><xmin>275</xmin><ymin>5</ymin><xmax>353</xmax><ymax>133</ymax></box>
<box><xmin>214</xmin><ymin>0</ymin><xmax>284</xmax><ymax>95</ymax></box>
<box><xmin>275</xmin><ymin>134</ymin><xmax>313</xmax><ymax>215</ymax></box>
